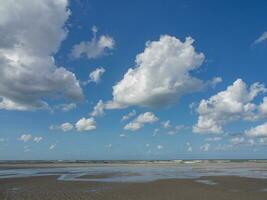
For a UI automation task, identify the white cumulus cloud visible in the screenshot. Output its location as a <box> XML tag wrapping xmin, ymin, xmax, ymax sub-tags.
<box><xmin>90</xmin><ymin>100</ymin><xmax>105</xmax><ymax>117</ymax></box>
<box><xmin>50</xmin><ymin>122</ymin><xmax>73</xmax><ymax>132</ymax></box>
<box><xmin>245</xmin><ymin>122</ymin><xmax>267</xmax><ymax>137</ymax></box>
<box><xmin>60</xmin><ymin>122</ymin><xmax>73</xmax><ymax>132</ymax></box>
<box><xmin>88</xmin><ymin>67</ymin><xmax>105</xmax><ymax>84</ymax></box>
<box><xmin>75</xmin><ymin>117</ymin><xmax>96</xmax><ymax>132</ymax></box>
<box><xmin>124</xmin><ymin>112</ymin><xmax>158</xmax><ymax>131</ymax></box>
<box><xmin>206</xmin><ymin>77</ymin><xmax>223</xmax><ymax>88</ymax></box>
<box><xmin>0</xmin><ymin>0</ymin><xmax>83</xmax><ymax>111</ymax></box>
<box><xmin>107</xmin><ymin>35</ymin><xmax>205</xmax><ymax>109</ymax></box>
<box><xmin>258</xmin><ymin>97</ymin><xmax>267</xmax><ymax>116</ymax></box>
<box><xmin>193</xmin><ymin>79</ymin><xmax>267</xmax><ymax>134</ymax></box>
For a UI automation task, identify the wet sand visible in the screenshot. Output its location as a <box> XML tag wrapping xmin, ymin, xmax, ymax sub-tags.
<box><xmin>79</xmin><ymin>172</ymin><xmax>141</xmax><ymax>179</ymax></box>
<box><xmin>1</xmin><ymin>175</ymin><xmax>267</xmax><ymax>200</ymax></box>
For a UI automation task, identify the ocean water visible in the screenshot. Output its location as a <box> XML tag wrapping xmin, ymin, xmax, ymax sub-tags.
<box><xmin>1</xmin><ymin>162</ymin><xmax>267</xmax><ymax>183</ymax></box>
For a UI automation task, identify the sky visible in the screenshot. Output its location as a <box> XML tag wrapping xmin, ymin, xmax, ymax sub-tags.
<box><xmin>1</xmin><ymin>0</ymin><xmax>267</xmax><ymax>160</ymax></box>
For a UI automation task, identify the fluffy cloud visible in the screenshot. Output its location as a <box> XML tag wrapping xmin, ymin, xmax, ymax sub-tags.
<box><xmin>0</xmin><ymin>0</ymin><xmax>83</xmax><ymax>111</ymax></box>
<box><xmin>254</xmin><ymin>31</ymin><xmax>267</xmax><ymax>44</ymax></box>
<box><xmin>157</xmin><ymin>145</ymin><xmax>164</xmax><ymax>150</ymax></box>
<box><xmin>18</xmin><ymin>134</ymin><xmax>43</xmax><ymax>143</ymax></box>
<box><xmin>121</xmin><ymin>110</ymin><xmax>136</xmax><ymax>121</ymax></box>
<box><xmin>107</xmin><ymin>35</ymin><xmax>205</xmax><ymax>109</ymax></box>
<box><xmin>245</xmin><ymin>122</ymin><xmax>267</xmax><ymax>137</ymax></box>
<box><xmin>88</xmin><ymin>67</ymin><xmax>105</xmax><ymax>84</ymax></box>
<box><xmin>193</xmin><ymin>79</ymin><xmax>267</xmax><ymax>134</ymax></box>
<box><xmin>124</xmin><ymin>112</ymin><xmax>158</xmax><ymax>131</ymax></box>
<box><xmin>18</xmin><ymin>134</ymin><xmax>32</xmax><ymax>142</ymax></box>
<box><xmin>75</xmin><ymin>117</ymin><xmax>96</xmax><ymax>132</ymax></box>
<box><xmin>207</xmin><ymin>77</ymin><xmax>223</xmax><ymax>88</ymax></box>
<box><xmin>60</xmin><ymin>122</ymin><xmax>73</xmax><ymax>132</ymax></box>
<box><xmin>90</xmin><ymin>100</ymin><xmax>105</xmax><ymax>117</ymax></box>
<box><xmin>258</xmin><ymin>97</ymin><xmax>267</xmax><ymax>115</ymax></box>
<box><xmin>50</xmin><ymin>122</ymin><xmax>73</xmax><ymax>132</ymax></box>
<box><xmin>71</xmin><ymin>26</ymin><xmax>114</xmax><ymax>59</ymax></box>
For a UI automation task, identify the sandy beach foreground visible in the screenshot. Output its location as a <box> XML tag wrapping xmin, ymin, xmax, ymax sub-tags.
<box><xmin>1</xmin><ymin>175</ymin><xmax>267</xmax><ymax>200</ymax></box>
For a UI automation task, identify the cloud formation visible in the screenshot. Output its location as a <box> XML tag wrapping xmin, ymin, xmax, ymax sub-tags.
<box><xmin>161</xmin><ymin>120</ymin><xmax>171</xmax><ymax>129</ymax></box>
<box><xmin>89</xmin><ymin>67</ymin><xmax>105</xmax><ymax>83</ymax></box>
<box><xmin>33</xmin><ymin>137</ymin><xmax>43</xmax><ymax>143</ymax></box>
<box><xmin>75</xmin><ymin>117</ymin><xmax>96</xmax><ymax>132</ymax></box>
<box><xmin>18</xmin><ymin>134</ymin><xmax>32</xmax><ymax>142</ymax></box>
<box><xmin>90</xmin><ymin>100</ymin><xmax>105</xmax><ymax>117</ymax></box>
<box><xmin>18</xmin><ymin>134</ymin><xmax>42</xmax><ymax>143</ymax></box>
<box><xmin>107</xmin><ymin>35</ymin><xmax>205</xmax><ymax>109</ymax></box>
<box><xmin>124</xmin><ymin>112</ymin><xmax>158</xmax><ymax>131</ymax></box>
<box><xmin>193</xmin><ymin>79</ymin><xmax>267</xmax><ymax>134</ymax></box>
<box><xmin>60</xmin><ymin>122</ymin><xmax>74</xmax><ymax>132</ymax></box>
<box><xmin>121</xmin><ymin>110</ymin><xmax>136</xmax><ymax>121</ymax></box>
<box><xmin>50</xmin><ymin>122</ymin><xmax>73</xmax><ymax>132</ymax></box>
<box><xmin>56</xmin><ymin>103</ymin><xmax>77</xmax><ymax>112</ymax></box>
<box><xmin>254</xmin><ymin>31</ymin><xmax>267</xmax><ymax>44</ymax></box>
<box><xmin>245</xmin><ymin>122</ymin><xmax>267</xmax><ymax>137</ymax></box>
<box><xmin>84</xmin><ymin>67</ymin><xmax>106</xmax><ymax>85</ymax></box>
<box><xmin>71</xmin><ymin>26</ymin><xmax>114</xmax><ymax>59</ymax></box>
<box><xmin>0</xmin><ymin>0</ymin><xmax>83</xmax><ymax>111</ymax></box>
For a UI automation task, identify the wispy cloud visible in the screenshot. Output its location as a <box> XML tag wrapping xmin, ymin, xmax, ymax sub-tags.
<box><xmin>254</xmin><ymin>31</ymin><xmax>267</xmax><ymax>44</ymax></box>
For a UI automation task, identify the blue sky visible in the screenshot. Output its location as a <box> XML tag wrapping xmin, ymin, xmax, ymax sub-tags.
<box><xmin>1</xmin><ymin>0</ymin><xmax>267</xmax><ymax>160</ymax></box>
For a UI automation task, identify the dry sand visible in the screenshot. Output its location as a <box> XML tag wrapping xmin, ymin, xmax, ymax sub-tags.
<box><xmin>1</xmin><ymin>175</ymin><xmax>267</xmax><ymax>200</ymax></box>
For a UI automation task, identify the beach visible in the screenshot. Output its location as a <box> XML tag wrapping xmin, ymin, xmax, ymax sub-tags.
<box><xmin>1</xmin><ymin>175</ymin><xmax>267</xmax><ymax>200</ymax></box>
<box><xmin>1</xmin><ymin>161</ymin><xmax>267</xmax><ymax>199</ymax></box>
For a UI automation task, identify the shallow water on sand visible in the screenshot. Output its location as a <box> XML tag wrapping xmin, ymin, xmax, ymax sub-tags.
<box><xmin>1</xmin><ymin>162</ymin><xmax>267</xmax><ymax>182</ymax></box>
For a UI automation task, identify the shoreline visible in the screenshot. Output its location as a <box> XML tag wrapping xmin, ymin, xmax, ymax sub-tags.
<box><xmin>1</xmin><ymin>160</ymin><xmax>267</xmax><ymax>169</ymax></box>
